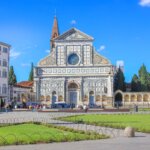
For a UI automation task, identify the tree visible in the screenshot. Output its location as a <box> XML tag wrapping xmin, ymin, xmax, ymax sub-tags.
<box><xmin>8</xmin><ymin>66</ymin><xmax>17</xmax><ymax>85</ymax></box>
<box><xmin>0</xmin><ymin>98</ymin><xmax>5</xmax><ymax>108</ymax></box>
<box><xmin>131</xmin><ymin>74</ymin><xmax>141</xmax><ymax>91</ymax></box>
<box><xmin>114</xmin><ymin>67</ymin><xmax>126</xmax><ymax>92</ymax></box>
<box><xmin>138</xmin><ymin>64</ymin><xmax>149</xmax><ymax>91</ymax></box>
<box><xmin>147</xmin><ymin>73</ymin><xmax>150</xmax><ymax>91</ymax></box>
<box><xmin>28</xmin><ymin>62</ymin><xmax>34</xmax><ymax>81</ymax></box>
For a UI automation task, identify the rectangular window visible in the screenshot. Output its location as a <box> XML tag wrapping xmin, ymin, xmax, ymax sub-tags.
<box><xmin>3</xmin><ymin>59</ymin><xmax>7</xmax><ymax>67</ymax></box>
<box><xmin>0</xmin><ymin>60</ymin><xmax>1</xmax><ymax>66</ymax></box>
<box><xmin>2</xmin><ymin>69</ymin><xmax>7</xmax><ymax>78</ymax></box>
<box><xmin>0</xmin><ymin>46</ymin><xmax>1</xmax><ymax>54</ymax></box>
<box><xmin>2</xmin><ymin>84</ymin><xmax>7</xmax><ymax>94</ymax></box>
<box><xmin>3</xmin><ymin>47</ymin><xmax>8</xmax><ymax>53</ymax></box>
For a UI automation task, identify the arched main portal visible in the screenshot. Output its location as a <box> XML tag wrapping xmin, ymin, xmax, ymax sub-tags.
<box><xmin>68</xmin><ymin>82</ymin><xmax>79</xmax><ymax>108</ymax></box>
<box><xmin>115</xmin><ymin>92</ymin><xmax>123</xmax><ymax>106</ymax></box>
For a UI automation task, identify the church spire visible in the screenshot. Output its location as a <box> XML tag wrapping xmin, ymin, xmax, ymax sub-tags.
<box><xmin>50</xmin><ymin>16</ymin><xmax>59</xmax><ymax>50</ymax></box>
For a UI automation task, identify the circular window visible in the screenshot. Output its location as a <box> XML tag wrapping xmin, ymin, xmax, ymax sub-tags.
<box><xmin>68</xmin><ymin>53</ymin><xmax>79</xmax><ymax>65</ymax></box>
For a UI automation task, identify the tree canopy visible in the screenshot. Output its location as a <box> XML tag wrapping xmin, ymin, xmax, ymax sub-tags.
<box><xmin>131</xmin><ymin>64</ymin><xmax>150</xmax><ymax>92</ymax></box>
<box><xmin>114</xmin><ymin>67</ymin><xmax>126</xmax><ymax>92</ymax></box>
<box><xmin>131</xmin><ymin>74</ymin><xmax>141</xmax><ymax>91</ymax></box>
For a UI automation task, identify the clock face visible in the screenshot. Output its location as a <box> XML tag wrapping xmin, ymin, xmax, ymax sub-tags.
<box><xmin>68</xmin><ymin>53</ymin><xmax>79</xmax><ymax>65</ymax></box>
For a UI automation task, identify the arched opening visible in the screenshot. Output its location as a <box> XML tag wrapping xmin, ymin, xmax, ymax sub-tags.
<box><xmin>58</xmin><ymin>95</ymin><xmax>63</xmax><ymax>101</ymax></box>
<box><xmin>68</xmin><ymin>83</ymin><xmax>78</xmax><ymax>89</ymax></box>
<box><xmin>115</xmin><ymin>92</ymin><xmax>122</xmax><ymax>106</ymax></box>
<box><xmin>68</xmin><ymin>82</ymin><xmax>79</xmax><ymax>108</ymax></box>
<box><xmin>89</xmin><ymin>91</ymin><xmax>94</xmax><ymax>107</ymax></box>
<box><xmin>21</xmin><ymin>94</ymin><xmax>27</xmax><ymax>108</ymax></box>
<box><xmin>131</xmin><ymin>95</ymin><xmax>136</xmax><ymax>102</ymax></box>
<box><xmin>52</xmin><ymin>91</ymin><xmax>57</xmax><ymax>104</ymax></box>
<box><xmin>124</xmin><ymin>94</ymin><xmax>129</xmax><ymax>102</ymax></box>
<box><xmin>21</xmin><ymin>94</ymin><xmax>27</xmax><ymax>102</ymax></box>
<box><xmin>143</xmin><ymin>94</ymin><xmax>149</xmax><ymax>102</ymax></box>
<box><xmin>102</xmin><ymin>95</ymin><xmax>107</xmax><ymax>101</ymax></box>
<box><xmin>137</xmin><ymin>94</ymin><xmax>142</xmax><ymax>102</ymax></box>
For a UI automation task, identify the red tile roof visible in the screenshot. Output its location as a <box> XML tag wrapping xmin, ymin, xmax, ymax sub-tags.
<box><xmin>16</xmin><ymin>81</ymin><xmax>33</xmax><ymax>88</ymax></box>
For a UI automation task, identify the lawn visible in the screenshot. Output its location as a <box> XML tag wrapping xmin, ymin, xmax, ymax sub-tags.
<box><xmin>0</xmin><ymin>123</ymin><xmax>108</xmax><ymax>146</ymax></box>
<box><xmin>131</xmin><ymin>108</ymin><xmax>150</xmax><ymax>112</ymax></box>
<box><xmin>59</xmin><ymin>114</ymin><xmax>150</xmax><ymax>133</ymax></box>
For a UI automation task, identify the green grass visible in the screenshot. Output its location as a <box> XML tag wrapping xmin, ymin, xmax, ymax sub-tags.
<box><xmin>0</xmin><ymin>123</ymin><xmax>108</xmax><ymax>146</ymax></box>
<box><xmin>130</xmin><ymin>108</ymin><xmax>150</xmax><ymax>111</ymax></box>
<box><xmin>59</xmin><ymin>114</ymin><xmax>150</xmax><ymax>133</ymax></box>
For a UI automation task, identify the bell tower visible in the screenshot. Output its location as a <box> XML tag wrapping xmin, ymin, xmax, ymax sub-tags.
<box><xmin>50</xmin><ymin>16</ymin><xmax>59</xmax><ymax>51</ymax></box>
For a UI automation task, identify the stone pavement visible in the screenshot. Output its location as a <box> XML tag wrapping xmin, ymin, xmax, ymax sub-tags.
<box><xmin>0</xmin><ymin>111</ymin><xmax>150</xmax><ymax>150</ymax></box>
<box><xmin>0</xmin><ymin>136</ymin><xmax>150</xmax><ymax>150</ymax></box>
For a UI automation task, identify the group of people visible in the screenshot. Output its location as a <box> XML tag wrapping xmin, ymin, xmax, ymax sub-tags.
<box><xmin>28</xmin><ymin>104</ymin><xmax>47</xmax><ymax>110</ymax></box>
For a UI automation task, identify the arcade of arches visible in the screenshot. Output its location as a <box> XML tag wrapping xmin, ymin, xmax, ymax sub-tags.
<box><xmin>114</xmin><ymin>90</ymin><xmax>150</xmax><ymax>106</ymax></box>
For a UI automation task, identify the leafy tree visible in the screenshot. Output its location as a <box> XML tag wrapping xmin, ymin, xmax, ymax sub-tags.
<box><xmin>114</xmin><ymin>67</ymin><xmax>126</xmax><ymax>92</ymax></box>
<box><xmin>8</xmin><ymin>66</ymin><xmax>17</xmax><ymax>85</ymax></box>
<box><xmin>28</xmin><ymin>62</ymin><xmax>34</xmax><ymax>81</ymax></box>
<box><xmin>147</xmin><ymin>73</ymin><xmax>150</xmax><ymax>91</ymax></box>
<box><xmin>138</xmin><ymin>64</ymin><xmax>149</xmax><ymax>91</ymax></box>
<box><xmin>131</xmin><ymin>74</ymin><xmax>141</xmax><ymax>91</ymax></box>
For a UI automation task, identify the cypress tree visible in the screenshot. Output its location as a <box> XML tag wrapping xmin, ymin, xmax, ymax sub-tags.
<box><xmin>114</xmin><ymin>67</ymin><xmax>126</xmax><ymax>92</ymax></box>
<box><xmin>138</xmin><ymin>64</ymin><xmax>149</xmax><ymax>91</ymax></box>
<box><xmin>8</xmin><ymin>66</ymin><xmax>17</xmax><ymax>85</ymax></box>
<box><xmin>28</xmin><ymin>62</ymin><xmax>34</xmax><ymax>81</ymax></box>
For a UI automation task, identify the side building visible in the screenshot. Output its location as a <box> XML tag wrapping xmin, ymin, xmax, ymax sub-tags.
<box><xmin>11</xmin><ymin>81</ymin><xmax>36</xmax><ymax>106</ymax></box>
<box><xmin>0</xmin><ymin>42</ymin><xmax>10</xmax><ymax>104</ymax></box>
<box><xmin>34</xmin><ymin>17</ymin><xmax>114</xmax><ymax>108</ymax></box>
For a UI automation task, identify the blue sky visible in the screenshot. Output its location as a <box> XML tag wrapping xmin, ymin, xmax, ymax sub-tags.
<box><xmin>0</xmin><ymin>0</ymin><xmax>150</xmax><ymax>82</ymax></box>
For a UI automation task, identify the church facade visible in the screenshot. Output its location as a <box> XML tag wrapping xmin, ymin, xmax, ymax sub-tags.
<box><xmin>34</xmin><ymin>17</ymin><xmax>114</xmax><ymax>107</ymax></box>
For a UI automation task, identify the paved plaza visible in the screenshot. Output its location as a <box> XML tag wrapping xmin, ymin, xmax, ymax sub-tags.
<box><xmin>0</xmin><ymin>111</ymin><xmax>149</xmax><ymax>150</ymax></box>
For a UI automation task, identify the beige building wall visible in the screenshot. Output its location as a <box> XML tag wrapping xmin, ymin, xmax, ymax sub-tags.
<box><xmin>114</xmin><ymin>90</ymin><xmax>150</xmax><ymax>107</ymax></box>
<box><xmin>12</xmin><ymin>86</ymin><xmax>36</xmax><ymax>104</ymax></box>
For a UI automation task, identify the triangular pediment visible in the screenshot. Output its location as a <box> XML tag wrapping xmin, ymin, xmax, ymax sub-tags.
<box><xmin>54</xmin><ymin>28</ymin><xmax>94</xmax><ymax>41</ymax></box>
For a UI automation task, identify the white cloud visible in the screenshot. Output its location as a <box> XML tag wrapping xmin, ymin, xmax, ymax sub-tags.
<box><xmin>139</xmin><ymin>0</ymin><xmax>150</xmax><ymax>7</ymax></box>
<box><xmin>45</xmin><ymin>49</ymin><xmax>50</xmax><ymax>53</ymax></box>
<box><xmin>97</xmin><ymin>45</ymin><xmax>106</xmax><ymax>52</ymax></box>
<box><xmin>10</xmin><ymin>49</ymin><xmax>21</xmax><ymax>59</ymax></box>
<box><xmin>70</xmin><ymin>20</ymin><xmax>77</xmax><ymax>25</ymax></box>
<box><xmin>21</xmin><ymin>63</ymin><xmax>30</xmax><ymax>67</ymax></box>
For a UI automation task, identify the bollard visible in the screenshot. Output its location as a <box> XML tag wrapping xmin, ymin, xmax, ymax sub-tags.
<box><xmin>124</xmin><ymin>127</ymin><xmax>135</xmax><ymax>137</ymax></box>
